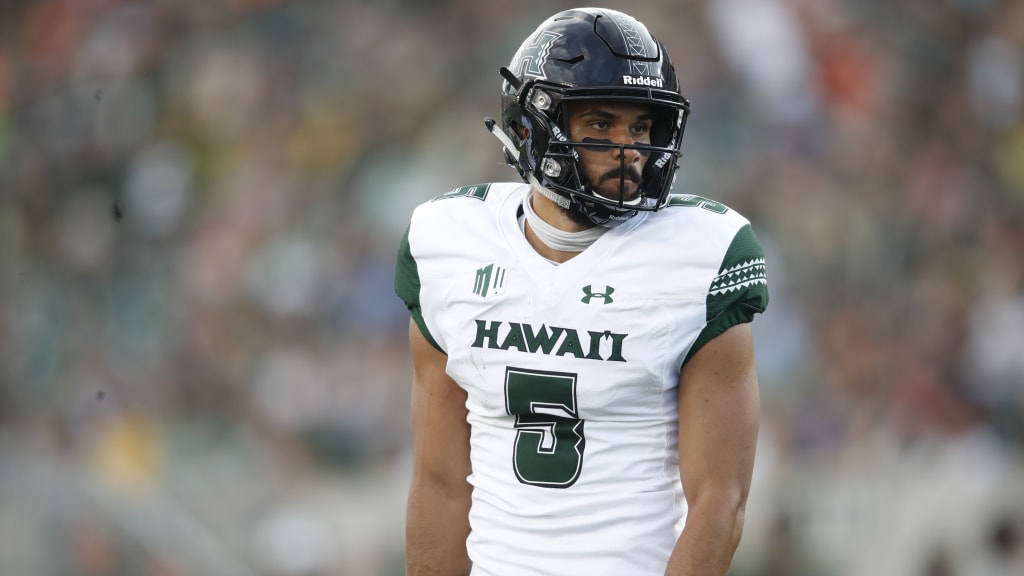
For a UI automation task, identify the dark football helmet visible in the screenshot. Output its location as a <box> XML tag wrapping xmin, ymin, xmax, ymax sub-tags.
<box><xmin>485</xmin><ymin>7</ymin><xmax>691</xmax><ymax>227</ymax></box>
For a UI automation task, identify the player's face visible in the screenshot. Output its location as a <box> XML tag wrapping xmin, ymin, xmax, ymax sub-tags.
<box><xmin>567</xmin><ymin>100</ymin><xmax>652</xmax><ymax>203</ymax></box>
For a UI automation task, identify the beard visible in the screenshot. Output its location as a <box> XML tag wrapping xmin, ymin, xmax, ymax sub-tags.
<box><xmin>559</xmin><ymin>203</ymin><xmax>597</xmax><ymax>227</ymax></box>
<box><xmin>548</xmin><ymin>163</ymin><xmax>647</xmax><ymax>227</ymax></box>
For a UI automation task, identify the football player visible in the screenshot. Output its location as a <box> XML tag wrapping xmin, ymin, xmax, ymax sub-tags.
<box><xmin>395</xmin><ymin>7</ymin><xmax>769</xmax><ymax>576</ymax></box>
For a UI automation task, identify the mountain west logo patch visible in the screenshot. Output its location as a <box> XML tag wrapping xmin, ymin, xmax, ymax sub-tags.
<box><xmin>581</xmin><ymin>285</ymin><xmax>614</xmax><ymax>305</ymax></box>
<box><xmin>474</xmin><ymin>264</ymin><xmax>507</xmax><ymax>298</ymax></box>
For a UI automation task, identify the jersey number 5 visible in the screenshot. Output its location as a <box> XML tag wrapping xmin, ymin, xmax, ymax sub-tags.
<box><xmin>504</xmin><ymin>367</ymin><xmax>585</xmax><ymax>488</ymax></box>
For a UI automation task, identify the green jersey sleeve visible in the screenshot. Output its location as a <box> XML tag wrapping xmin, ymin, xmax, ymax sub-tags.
<box><xmin>684</xmin><ymin>223</ymin><xmax>769</xmax><ymax>365</ymax></box>
<box><xmin>394</xmin><ymin>224</ymin><xmax>444</xmax><ymax>353</ymax></box>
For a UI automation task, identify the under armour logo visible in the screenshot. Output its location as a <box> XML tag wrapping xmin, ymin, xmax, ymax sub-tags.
<box><xmin>581</xmin><ymin>285</ymin><xmax>614</xmax><ymax>305</ymax></box>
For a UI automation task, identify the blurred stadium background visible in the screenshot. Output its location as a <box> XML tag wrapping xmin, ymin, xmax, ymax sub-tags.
<box><xmin>1</xmin><ymin>0</ymin><xmax>1023</xmax><ymax>574</ymax></box>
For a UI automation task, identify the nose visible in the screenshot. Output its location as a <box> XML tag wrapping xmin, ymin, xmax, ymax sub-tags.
<box><xmin>613</xmin><ymin>139</ymin><xmax>642</xmax><ymax>166</ymax></box>
<box><xmin>606</xmin><ymin>126</ymin><xmax>639</xmax><ymax>157</ymax></box>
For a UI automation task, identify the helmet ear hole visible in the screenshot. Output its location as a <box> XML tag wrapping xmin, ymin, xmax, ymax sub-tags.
<box><xmin>507</xmin><ymin>121</ymin><xmax>526</xmax><ymax>140</ymax></box>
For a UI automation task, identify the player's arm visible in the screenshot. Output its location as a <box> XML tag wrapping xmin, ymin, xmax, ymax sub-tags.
<box><xmin>665</xmin><ymin>322</ymin><xmax>760</xmax><ymax>576</ymax></box>
<box><xmin>406</xmin><ymin>319</ymin><xmax>473</xmax><ymax>576</ymax></box>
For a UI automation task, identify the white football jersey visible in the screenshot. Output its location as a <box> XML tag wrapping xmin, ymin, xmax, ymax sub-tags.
<box><xmin>396</xmin><ymin>183</ymin><xmax>768</xmax><ymax>576</ymax></box>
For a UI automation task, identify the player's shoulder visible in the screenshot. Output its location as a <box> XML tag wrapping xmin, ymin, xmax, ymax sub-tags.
<box><xmin>661</xmin><ymin>193</ymin><xmax>748</xmax><ymax>222</ymax></box>
<box><xmin>648</xmin><ymin>193</ymin><xmax>752</xmax><ymax>238</ymax></box>
<box><xmin>405</xmin><ymin>181</ymin><xmax>524</xmax><ymax>247</ymax></box>
<box><xmin>413</xmin><ymin>182</ymin><xmax>522</xmax><ymax>215</ymax></box>
<box><xmin>641</xmin><ymin>193</ymin><xmax>765</xmax><ymax>270</ymax></box>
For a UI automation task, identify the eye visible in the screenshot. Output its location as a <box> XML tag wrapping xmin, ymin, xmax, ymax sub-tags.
<box><xmin>631</xmin><ymin>122</ymin><xmax>652</xmax><ymax>137</ymax></box>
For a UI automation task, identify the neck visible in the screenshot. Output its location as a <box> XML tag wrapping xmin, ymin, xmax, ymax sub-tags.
<box><xmin>522</xmin><ymin>188</ymin><xmax>605</xmax><ymax>263</ymax></box>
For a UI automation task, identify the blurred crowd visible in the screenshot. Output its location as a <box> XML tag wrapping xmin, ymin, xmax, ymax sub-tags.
<box><xmin>0</xmin><ymin>0</ymin><xmax>1022</xmax><ymax>575</ymax></box>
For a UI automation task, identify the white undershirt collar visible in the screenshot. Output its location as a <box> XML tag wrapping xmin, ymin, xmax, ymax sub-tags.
<box><xmin>520</xmin><ymin>188</ymin><xmax>606</xmax><ymax>254</ymax></box>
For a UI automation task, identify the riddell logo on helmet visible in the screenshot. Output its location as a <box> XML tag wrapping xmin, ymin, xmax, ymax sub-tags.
<box><xmin>622</xmin><ymin>75</ymin><xmax>663</xmax><ymax>87</ymax></box>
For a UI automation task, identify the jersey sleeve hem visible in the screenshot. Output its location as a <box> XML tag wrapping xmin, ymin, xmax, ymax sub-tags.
<box><xmin>395</xmin><ymin>223</ymin><xmax>447</xmax><ymax>354</ymax></box>
<box><xmin>682</xmin><ymin>305</ymin><xmax>757</xmax><ymax>366</ymax></box>
<box><xmin>409</xmin><ymin>305</ymin><xmax>444</xmax><ymax>353</ymax></box>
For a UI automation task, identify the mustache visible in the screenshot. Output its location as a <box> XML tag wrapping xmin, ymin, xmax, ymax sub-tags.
<box><xmin>599</xmin><ymin>166</ymin><xmax>642</xmax><ymax>184</ymax></box>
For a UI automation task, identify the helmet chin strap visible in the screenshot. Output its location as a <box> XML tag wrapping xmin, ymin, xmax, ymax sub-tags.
<box><xmin>522</xmin><ymin>189</ymin><xmax>606</xmax><ymax>253</ymax></box>
<box><xmin>487</xmin><ymin>115</ymin><xmax>640</xmax><ymax>210</ymax></box>
<box><xmin>485</xmin><ymin>117</ymin><xmax>522</xmax><ymax>162</ymax></box>
<box><xmin>486</xmin><ymin>117</ymin><xmax>570</xmax><ymax>212</ymax></box>
<box><xmin>527</xmin><ymin>173</ymin><xmax>571</xmax><ymax>210</ymax></box>
<box><xmin>486</xmin><ymin>116</ymin><xmax>626</xmax><ymax>236</ymax></box>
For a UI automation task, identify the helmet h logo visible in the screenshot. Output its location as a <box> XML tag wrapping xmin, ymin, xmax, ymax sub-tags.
<box><xmin>512</xmin><ymin>31</ymin><xmax>561</xmax><ymax>78</ymax></box>
<box><xmin>581</xmin><ymin>285</ymin><xmax>615</xmax><ymax>305</ymax></box>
